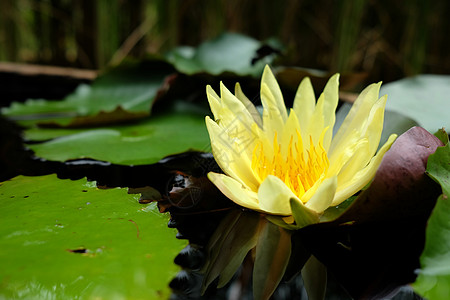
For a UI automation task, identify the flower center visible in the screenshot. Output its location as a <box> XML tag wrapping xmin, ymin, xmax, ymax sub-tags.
<box><xmin>251</xmin><ymin>131</ymin><xmax>329</xmax><ymax>201</ymax></box>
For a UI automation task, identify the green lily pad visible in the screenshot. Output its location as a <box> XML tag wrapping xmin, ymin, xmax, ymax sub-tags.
<box><xmin>165</xmin><ymin>33</ymin><xmax>278</xmax><ymax>76</ymax></box>
<box><xmin>26</xmin><ymin>103</ymin><xmax>211</xmax><ymax>165</ymax></box>
<box><xmin>413</xmin><ymin>142</ymin><xmax>450</xmax><ymax>299</ymax></box>
<box><xmin>2</xmin><ymin>60</ymin><xmax>175</xmax><ymax>127</ymax></box>
<box><xmin>381</xmin><ymin>75</ymin><xmax>450</xmax><ymax>133</ymax></box>
<box><xmin>0</xmin><ymin>174</ymin><xmax>185</xmax><ymax>299</ymax></box>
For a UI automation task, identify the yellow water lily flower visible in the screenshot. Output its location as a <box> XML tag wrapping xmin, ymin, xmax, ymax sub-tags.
<box><xmin>205</xmin><ymin>66</ymin><xmax>396</xmax><ymax>221</ymax></box>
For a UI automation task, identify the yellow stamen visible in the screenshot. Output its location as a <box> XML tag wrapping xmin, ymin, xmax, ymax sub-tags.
<box><xmin>251</xmin><ymin>130</ymin><xmax>330</xmax><ymax>202</ymax></box>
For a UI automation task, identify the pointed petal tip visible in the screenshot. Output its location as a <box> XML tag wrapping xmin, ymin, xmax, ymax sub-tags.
<box><xmin>207</xmin><ymin>172</ymin><xmax>261</xmax><ymax>211</ymax></box>
<box><xmin>263</xmin><ymin>64</ymin><xmax>272</xmax><ymax>72</ymax></box>
<box><xmin>300</xmin><ymin>76</ymin><xmax>312</xmax><ymax>85</ymax></box>
<box><xmin>289</xmin><ymin>197</ymin><xmax>320</xmax><ymax>228</ymax></box>
<box><xmin>330</xmin><ymin>73</ymin><xmax>340</xmax><ymax>81</ymax></box>
<box><xmin>207</xmin><ymin>171</ymin><xmax>220</xmax><ymax>182</ymax></box>
<box><xmin>219</xmin><ymin>81</ymin><xmax>226</xmax><ymax>91</ymax></box>
<box><xmin>206</xmin><ymin>84</ymin><xmax>219</xmax><ymax>98</ymax></box>
<box><xmin>262</xmin><ymin>65</ymin><xmax>275</xmax><ymax>80</ymax></box>
<box><xmin>204</xmin><ymin>115</ymin><xmax>215</xmax><ymax>125</ymax></box>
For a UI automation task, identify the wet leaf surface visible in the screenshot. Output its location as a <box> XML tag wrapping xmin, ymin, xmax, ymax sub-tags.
<box><xmin>165</xmin><ymin>32</ymin><xmax>280</xmax><ymax>76</ymax></box>
<box><xmin>413</xmin><ymin>140</ymin><xmax>450</xmax><ymax>299</ymax></box>
<box><xmin>0</xmin><ymin>174</ymin><xmax>186</xmax><ymax>299</ymax></box>
<box><xmin>2</xmin><ymin>60</ymin><xmax>175</xmax><ymax>127</ymax></box>
<box><xmin>381</xmin><ymin>75</ymin><xmax>450</xmax><ymax>133</ymax></box>
<box><xmin>25</xmin><ymin>102</ymin><xmax>210</xmax><ymax>165</ymax></box>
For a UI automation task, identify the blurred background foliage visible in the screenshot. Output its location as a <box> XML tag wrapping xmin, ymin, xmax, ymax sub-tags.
<box><xmin>0</xmin><ymin>0</ymin><xmax>449</xmax><ymax>83</ymax></box>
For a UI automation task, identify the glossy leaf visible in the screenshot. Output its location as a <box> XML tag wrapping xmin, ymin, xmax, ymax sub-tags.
<box><xmin>165</xmin><ymin>33</ymin><xmax>278</xmax><ymax>76</ymax></box>
<box><xmin>434</xmin><ymin>128</ymin><xmax>449</xmax><ymax>145</ymax></box>
<box><xmin>2</xmin><ymin>60</ymin><xmax>175</xmax><ymax>126</ymax></box>
<box><xmin>26</xmin><ymin>104</ymin><xmax>210</xmax><ymax>165</ymax></box>
<box><xmin>413</xmin><ymin>142</ymin><xmax>450</xmax><ymax>299</ymax></box>
<box><xmin>381</xmin><ymin>75</ymin><xmax>450</xmax><ymax>133</ymax></box>
<box><xmin>0</xmin><ymin>174</ymin><xmax>186</xmax><ymax>299</ymax></box>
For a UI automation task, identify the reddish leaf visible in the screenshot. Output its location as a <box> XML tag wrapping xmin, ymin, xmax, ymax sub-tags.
<box><xmin>299</xmin><ymin>127</ymin><xmax>443</xmax><ymax>299</ymax></box>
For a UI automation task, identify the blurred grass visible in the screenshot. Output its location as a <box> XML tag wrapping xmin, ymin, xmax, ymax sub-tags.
<box><xmin>0</xmin><ymin>0</ymin><xmax>448</xmax><ymax>83</ymax></box>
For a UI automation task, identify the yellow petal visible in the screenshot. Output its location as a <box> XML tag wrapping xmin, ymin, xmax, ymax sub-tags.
<box><xmin>208</xmin><ymin>172</ymin><xmax>260</xmax><ymax>211</ymax></box>
<box><xmin>303</xmin><ymin>74</ymin><xmax>339</xmax><ymax>150</ymax></box>
<box><xmin>261</xmin><ymin>66</ymin><xmax>288</xmax><ymax>139</ymax></box>
<box><xmin>258</xmin><ymin>175</ymin><xmax>298</xmax><ymax>215</ymax></box>
<box><xmin>206</xmin><ymin>85</ymin><xmax>222</xmax><ymax>121</ymax></box>
<box><xmin>300</xmin><ymin>173</ymin><xmax>325</xmax><ymax>204</ymax></box>
<box><xmin>205</xmin><ymin>117</ymin><xmax>261</xmax><ymax>190</ymax></box>
<box><xmin>293</xmin><ymin>77</ymin><xmax>316</xmax><ymax>134</ymax></box>
<box><xmin>336</xmin><ymin>141</ymin><xmax>370</xmax><ymax>185</ymax></box>
<box><xmin>330</xmin><ymin>82</ymin><xmax>381</xmax><ymax>154</ymax></box>
<box><xmin>214</xmin><ymin>107</ymin><xmax>257</xmax><ymax>158</ymax></box>
<box><xmin>304</xmin><ymin>176</ymin><xmax>337</xmax><ymax>213</ymax></box>
<box><xmin>336</xmin><ymin>96</ymin><xmax>388</xmax><ymax>184</ymax></box>
<box><xmin>327</xmin><ymin>131</ymin><xmax>367</xmax><ymax>176</ymax></box>
<box><xmin>319</xmin><ymin>73</ymin><xmax>340</xmax><ymax>150</ymax></box>
<box><xmin>332</xmin><ymin>134</ymin><xmax>397</xmax><ymax>206</ymax></box>
<box><xmin>280</xmin><ymin>109</ymin><xmax>302</xmax><ymax>157</ymax></box>
<box><xmin>235</xmin><ymin>82</ymin><xmax>263</xmax><ymax>127</ymax></box>
<box><xmin>360</xmin><ymin>95</ymin><xmax>388</xmax><ymax>156</ymax></box>
<box><xmin>219</xmin><ymin>82</ymin><xmax>256</xmax><ymax>130</ymax></box>
<box><xmin>261</xmin><ymin>65</ymin><xmax>288</xmax><ymax>121</ymax></box>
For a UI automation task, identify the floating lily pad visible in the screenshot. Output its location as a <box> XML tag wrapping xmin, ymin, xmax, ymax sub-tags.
<box><xmin>381</xmin><ymin>75</ymin><xmax>450</xmax><ymax>133</ymax></box>
<box><xmin>26</xmin><ymin>103</ymin><xmax>211</xmax><ymax>165</ymax></box>
<box><xmin>413</xmin><ymin>141</ymin><xmax>450</xmax><ymax>299</ymax></box>
<box><xmin>0</xmin><ymin>174</ymin><xmax>186</xmax><ymax>299</ymax></box>
<box><xmin>2</xmin><ymin>60</ymin><xmax>175</xmax><ymax>127</ymax></box>
<box><xmin>165</xmin><ymin>33</ymin><xmax>279</xmax><ymax>76</ymax></box>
